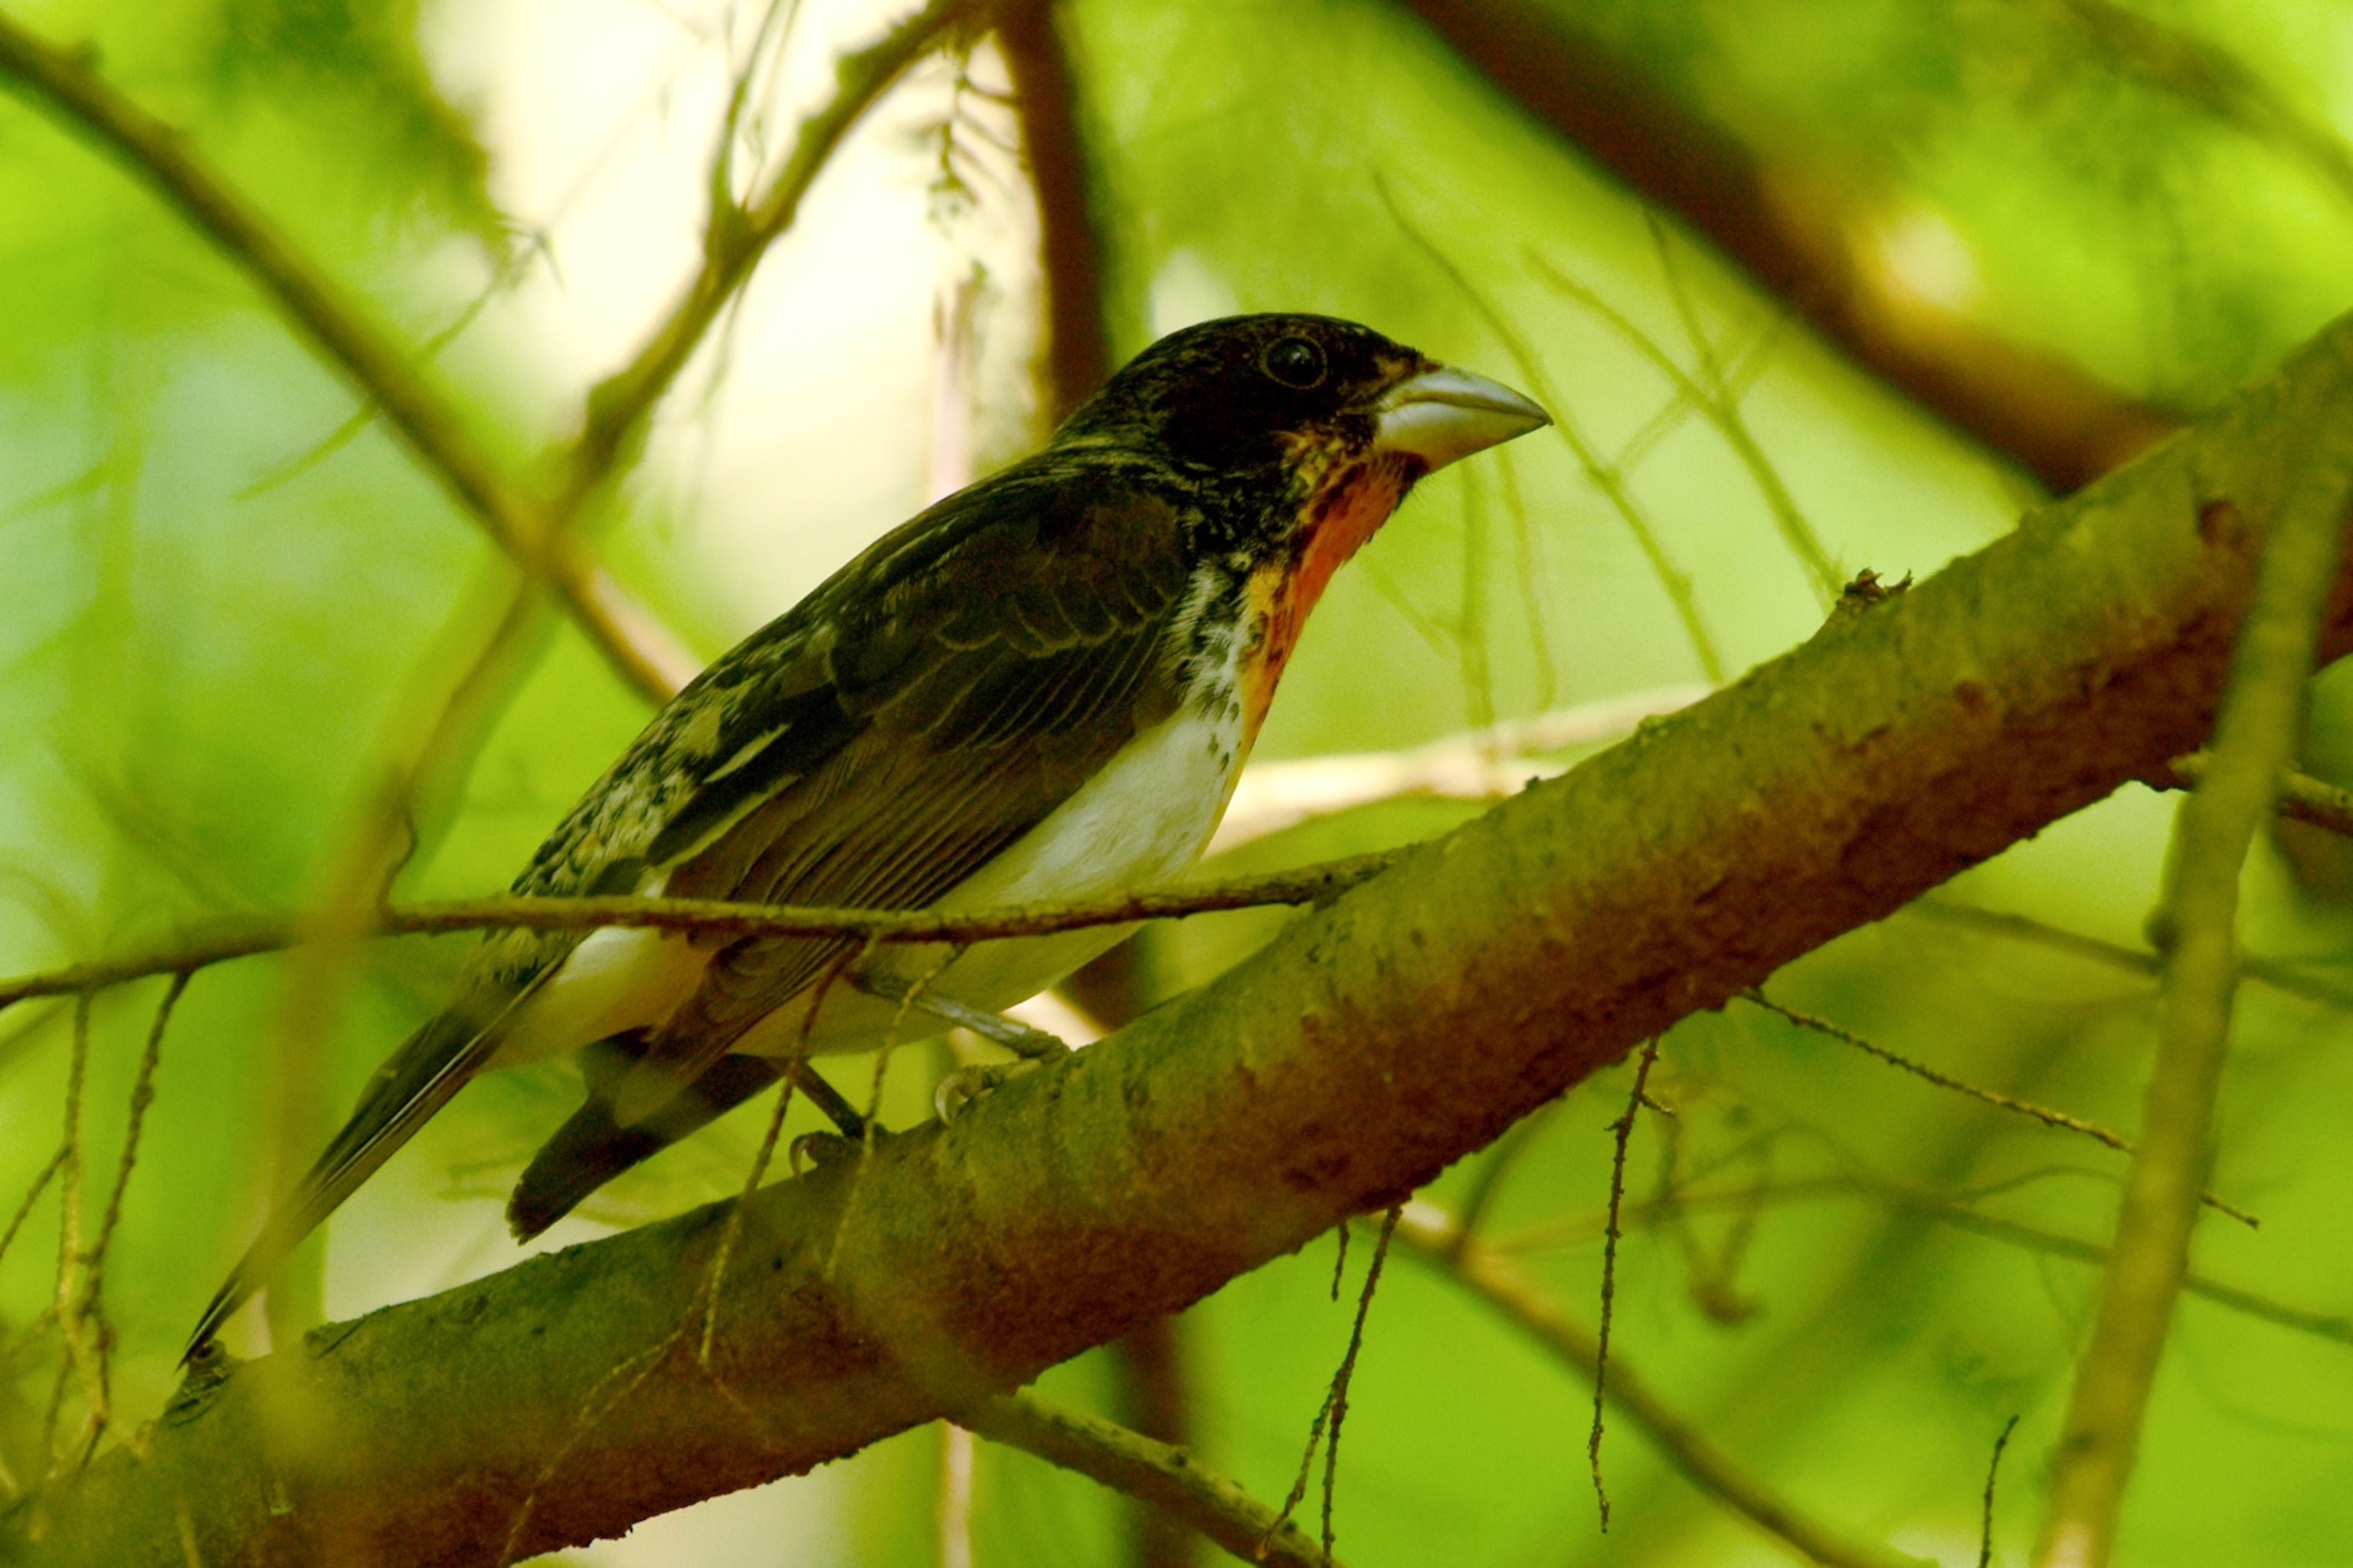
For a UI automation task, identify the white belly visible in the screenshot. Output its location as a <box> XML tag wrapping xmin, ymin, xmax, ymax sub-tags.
<box><xmin>731</xmin><ymin>700</ymin><xmax>1248</xmax><ymax>1057</ymax></box>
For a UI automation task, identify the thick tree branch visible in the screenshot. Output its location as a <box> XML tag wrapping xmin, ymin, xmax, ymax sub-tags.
<box><xmin>1388</xmin><ymin>0</ymin><xmax>2180</xmax><ymax>493</ymax></box>
<box><xmin>24</xmin><ymin>314</ymin><xmax>2353</xmax><ymax>1566</ymax></box>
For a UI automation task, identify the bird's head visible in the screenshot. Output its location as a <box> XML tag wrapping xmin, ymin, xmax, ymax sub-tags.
<box><xmin>1051</xmin><ymin>313</ymin><xmax>1550</xmax><ymax>735</ymax></box>
<box><xmin>1052</xmin><ymin>313</ymin><xmax>1550</xmax><ymax>568</ymax></box>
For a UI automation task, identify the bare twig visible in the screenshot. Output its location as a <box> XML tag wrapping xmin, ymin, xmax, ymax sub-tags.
<box><xmin>0</xmin><ymin>10</ymin><xmax>692</xmax><ymax>702</ymax></box>
<box><xmin>1379</xmin><ymin>182</ymin><xmax>1728</xmax><ymax>683</ymax></box>
<box><xmin>0</xmin><ymin>850</ymin><xmax>1406</xmax><ymax>1016</ymax></box>
<box><xmin>1209</xmin><ymin>686</ymin><xmax>1710</xmax><ymax>854</ymax></box>
<box><xmin>1980</xmin><ymin>1414</ymin><xmax>2020</xmax><ymax>1568</ymax></box>
<box><xmin>1497</xmin><ymin>1169</ymin><xmax>2353</xmax><ymax>1352</ymax></box>
<box><xmin>563</xmin><ymin>0</ymin><xmax>974</xmax><ymax>513</ymax></box>
<box><xmin>1531</xmin><ymin>245</ymin><xmax>1841</xmax><ymax>604</ymax></box>
<box><xmin>1906</xmin><ymin>899</ymin><xmax>2353</xmax><ymax>1013</ymax></box>
<box><xmin>1395</xmin><ymin>1203</ymin><xmax>1932</xmax><ymax>1568</ymax></box>
<box><xmin>2154</xmin><ymin>749</ymin><xmax>2353</xmax><ymax>838</ymax></box>
<box><xmin>2036</xmin><ymin>419</ymin><xmax>2353</xmax><ymax>1566</ymax></box>
<box><xmin>1589</xmin><ymin>1039</ymin><xmax>1658</xmax><ymax>1530</ymax></box>
<box><xmin>70</xmin><ymin>973</ymin><xmax>190</xmax><ymax>1453</ymax></box>
<box><xmin>1389</xmin><ymin>0</ymin><xmax>2179</xmax><ymax>491</ymax></box>
<box><xmin>964</xmin><ymin>1393</ymin><xmax>1343</xmax><ymax>1568</ymax></box>
<box><xmin>1743</xmin><ymin>991</ymin><xmax>2257</xmax><ymax>1226</ymax></box>
<box><xmin>1269</xmin><ymin>1207</ymin><xmax>1398</xmax><ymax>1567</ymax></box>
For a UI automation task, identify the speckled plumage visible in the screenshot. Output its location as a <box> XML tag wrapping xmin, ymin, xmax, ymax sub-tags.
<box><xmin>189</xmin><ymin>314</ymin><xmax>1545</xmax><ymax>1356</ymax></box>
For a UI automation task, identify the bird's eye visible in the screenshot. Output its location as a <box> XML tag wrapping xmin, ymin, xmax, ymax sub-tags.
<box><xmin>1259</xmin><ymin>336</ymin><xmax>1327</xmax><ymax>390</ymax></box>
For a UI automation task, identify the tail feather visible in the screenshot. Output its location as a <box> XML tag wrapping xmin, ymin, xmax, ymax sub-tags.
<box><xmin>185</xmin><ymin>1000</ymin><xmax>513</xmax><ymax>1360</ymax></box>
<box><xmin>506</xmin><ymin>1051</ymin><xmax>787</xmax><ymax>1241</ymax></box>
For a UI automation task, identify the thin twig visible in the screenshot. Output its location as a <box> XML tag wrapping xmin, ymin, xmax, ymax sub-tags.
<box><xmin>74</xmin><ymin>972</ymin><xmax>190</xmax><ymax>1454</ymax></box>
<box><xmin>0</xmin><ymin>11</ymin><xmax>691</xmax><ymax>702</ymax></box>
<box><xmin>1496</xmin><ymin>1168</ymin><xmax>2353</xmax><ymax>1352</ymax></box>
<box><xmin>964</xmin><ymin>1392</ymin><xmax>1343</xmax><ymax>1568</ymax></box>
<box><xmin>1269</xmin><ymin>1209</ymin><xmax>1399</xmax><ymax>1566</ymax></box>
<box><xmin>1906</xmin><ymin>898</ymin><xmax>2353</xmax><ymax>1013</ymax></box>
<box><xmin>0</xmin><ymin>850</ymin><xmax>1407</xmax><ymax>1015</ymax></box>
<box><xmin>2036</xmin><ymin>419</ymin><xmax>2353</xmax><ymax>1567</ymax></box>
<box><xmin>1589</xmin><ymin>1039</ymin><xmax>1659</xmax><ymax>1530</ymax></box>
<box><xmin>2153</xmin><ymin>749</ymin><xmax>2353</xmax><ymax>838</ymax></box>
<box><xmin>562</xmin><ymin>0</ymin><xmax>973</xmax><ymax>514</ymax></box>
<box><xmin>43</xmin><ymin>994</ymin><xmax>96</xmax><ymax>1468</ymax></box>
<box><xmin>1743</xmin><ymin>991</ymin><xmax>2257</xmax><ymax>1227</ymax></box>
<box><xmin>1394</xmin><ymin>1203</ymin><xmax>1932</xmax><ymax>1568</ymax></box>
<box><xmin>1980</xmin><ymin>1414</ymin><xmax>2020</xmax><ymax>1568</ymax></box>
<box><xmin>1377</xmin><ymin>181</ymin><xmax>1727</xmax><ymax>683</ymax></box>
<box><xmin>697</xmin><ymin>1074</ymin><xmax>796</xmax><ymax>1368</ymax></box>
<box><xmin>1531</xmin><ymin>243</ymin><xmax>1841</xmax><ymax>604</ymax></box>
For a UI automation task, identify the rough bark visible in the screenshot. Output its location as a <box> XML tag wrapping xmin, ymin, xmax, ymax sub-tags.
<box><xmin>17</xmin><ymin>314</ymin><xmax>2353</xmax><ymax>1568</ymax></box>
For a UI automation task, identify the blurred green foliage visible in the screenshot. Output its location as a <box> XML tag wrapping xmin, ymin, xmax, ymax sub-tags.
<box><xmin>2</xmin><ymin>0</ymin><xmax>2351</xmax><ymax>1563</ymax></box>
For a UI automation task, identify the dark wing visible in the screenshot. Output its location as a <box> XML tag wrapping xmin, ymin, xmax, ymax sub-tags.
<box><xmin>504</xmin><ymin>463</ymin><xmax>1196</xmax><ymax>1236</ymax></box>
<box><xmin>190</xmin><ymin>454</ymin><xmax>1193</xmax><ymax>1353</ymax></box>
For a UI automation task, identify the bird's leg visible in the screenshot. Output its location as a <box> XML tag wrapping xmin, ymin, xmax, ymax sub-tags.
<box><xmin>846</xmin><ymin>973</ymin><xmax>1074</xmax><ymax>1122</ymax></box>
<box><xmin>862</xmin><ymin>981</ymin><xmax>1073</xmax><ymax>1061</ymax></box>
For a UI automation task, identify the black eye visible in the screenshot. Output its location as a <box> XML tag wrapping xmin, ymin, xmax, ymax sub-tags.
<box><xmin>1259</xmin><ymin>336</ymin><xmax>1327</xmax><ymax>390</ymax></box>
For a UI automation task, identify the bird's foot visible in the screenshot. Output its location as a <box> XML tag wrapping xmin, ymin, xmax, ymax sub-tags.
<box><xmin>934</xmin><ymin>1058</ymin><xmax>1045</xmax><ymax>1122</ymax></box>
<box><xmin>790</xmin><ymin>1121</ymin><xmax>892</xmax><ymax>1173</ymax></box>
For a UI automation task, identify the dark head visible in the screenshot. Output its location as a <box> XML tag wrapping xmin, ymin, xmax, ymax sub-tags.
<box><xmin>1051</xmin><ymin>314</ymin><xmax>1548</xmax><ymax>561</ymax></box>
<box><xmin>1049</xmin><ymin>315</ymin><xmax>1548</xmax><ymax>731</ymax></box>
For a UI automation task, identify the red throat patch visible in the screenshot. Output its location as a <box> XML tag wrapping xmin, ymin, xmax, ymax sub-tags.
<box><xmin>1239</xmin><ymin>457</ymin><xmax>1412</xmax><ymax>740</ymax></box>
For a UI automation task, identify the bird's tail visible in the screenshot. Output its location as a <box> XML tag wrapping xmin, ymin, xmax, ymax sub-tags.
<box><xmin>506</xmin><ymin>1045</ymin><xmax>787</xmax><ymax>1241</ymax></box>
<box><xmin>183</xmin><ymin>1000</ymin><xmax>512</xmax><ymax>1360</ymax></box>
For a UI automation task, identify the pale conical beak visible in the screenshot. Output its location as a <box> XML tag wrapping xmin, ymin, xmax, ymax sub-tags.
<box><xmin>1373</xmin><ymin>365</ymin><xmax>1551</xmax><ymax>472</ymax></box>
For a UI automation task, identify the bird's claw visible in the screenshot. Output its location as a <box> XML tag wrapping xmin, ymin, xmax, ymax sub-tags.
<box><xmin>790</xmin><ymin>1124</ymin><xmax>890</xmax><ymax>1172</ymax></box>
<box><xmin>934</xmin><ymin>1059</ymin><xmax>1042</xmax><ymax>1122</ymax></box>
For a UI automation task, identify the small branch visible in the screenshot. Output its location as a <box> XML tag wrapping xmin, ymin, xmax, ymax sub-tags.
<box><xmin>2035</xmin><ymin>408</ymin><xmax>2353</xmax><ymax>1565</ymax></box>
<box><xmin>1589</xmin><ymin>1039</ymin><xmax>1659</xmax><ymax>1530</ymax></box>
<box><xmin>1906</xmin><ymin>899</ymin><xmax>2353</xmax><ymax>1013</ymax></box>
<box><xmin>1530</xmin><ymin>247</ymin><xmax>1841</xmax><ymax>604</ymax></box>
<box><xmin>1395</xmin><ymin>1203</ymin><xmax>1932</xmax><ymax>1568</ymax></box>
<box><xmin>994</xmin><ymin>0</ymin><xmax>1110</xmax><ymax>422</ymax></box>
<box><xmin>2152</xmin><ymin>749</ymin><xmax>2353</xmax><ymax>838</ymax></box>
<box><xmin>1979</xmin><ymin>1415</ymin><xmax>2020</xmax><ymax>1568</ymax></box>
<box><xmin>1383</xmin><ymin>184</ymin><xmax>1727</xmax><ymax>683</ymax></box>
<box><xmin>1744</xmin><ymin>992</ymin><xmax>2256</xmax><ymax>1226</ymax></box>
<box><xmin>1390</xmin><ymin>0</ymin><xmax>2178</xmax><ymax>492</ymax></box>
<box><xmin>964</xmin><ymin>1393</ymin><xmax>1341</xmax><ymax>1568</ymax></box>
<box><xmin>0</xmin><ymin>11</ymin><xmax>692</xmax><ymax>704</ymax></box>
<box><xmin>1210</xmin><ymin>686</ymin><xmax>1710</xmax><ymax>855</ymax></box>
<box><xmin>565</xmin><ymin>0</ymin><xmax>974</xmax><ymax>512</ymax></box>
<box><xmin>1499</xmin><ymin>1170</ymin><xmax>2353</xmax><ymax>1353</ymax></box>
<box><xmin>0</xmin><ymin>851</ymin><xmax>1407</xmax><ymax>1015</ymax></box>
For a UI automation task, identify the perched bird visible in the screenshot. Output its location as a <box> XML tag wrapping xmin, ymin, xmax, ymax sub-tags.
<box><xmin>188</xmin><ymin>313</ymin><xmax>1547</xmax><ymax>1356</ymax></box>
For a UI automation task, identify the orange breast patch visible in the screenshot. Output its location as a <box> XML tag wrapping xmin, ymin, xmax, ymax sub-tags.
<box><xmin>1239</xmin><ymin>462</ymin><xmax>1409</xmax><ymax>740</ymax></box>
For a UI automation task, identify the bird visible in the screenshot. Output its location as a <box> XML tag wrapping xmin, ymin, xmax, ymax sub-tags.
<box><xmin>187</xmin><ymin>312</ymin><xmax>1549</xmax><ymax>1357</ymax></box>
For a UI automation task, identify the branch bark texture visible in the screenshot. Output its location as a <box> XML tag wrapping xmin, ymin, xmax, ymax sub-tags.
<box><xmin>24</xmin><ymin>316</ymin><xmax>2353</xmax><ymax>1566</ymax></box>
